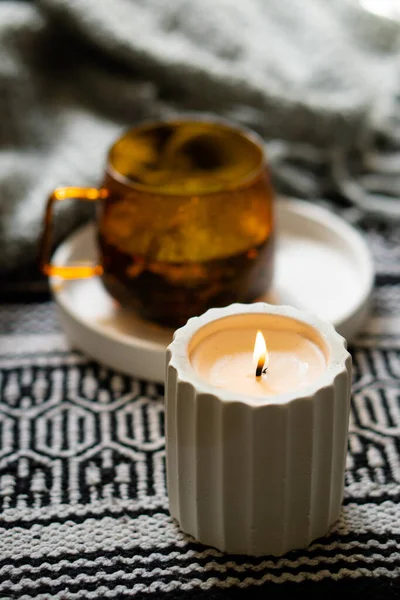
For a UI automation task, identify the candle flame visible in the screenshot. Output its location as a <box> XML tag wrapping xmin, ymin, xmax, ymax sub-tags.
<box><xmin>253</xmin><ymin>331</ymin><xmax>269</xmax><ymax>377</ymax></box>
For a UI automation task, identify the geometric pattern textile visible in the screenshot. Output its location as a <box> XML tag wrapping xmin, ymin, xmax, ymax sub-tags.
<box><xmin>1</xmin><ymin>213</ymin><xmax>400</xmax><ymax>598</ymax></box>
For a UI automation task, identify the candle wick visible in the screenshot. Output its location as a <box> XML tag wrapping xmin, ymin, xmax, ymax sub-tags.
<box><xmin>255</xmin><ymin>365</ymin><xmax>268</xmax><ymax>378</ymax></box>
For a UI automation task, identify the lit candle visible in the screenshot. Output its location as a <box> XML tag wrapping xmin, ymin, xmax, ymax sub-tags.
<box><xmin>190</xmin><ymin>326</ymin><xmax>326</xmax><ymax>397</ymax></box>
<box><xmin>166</xmin><ymin>303</ymin><xmax>352</xmax><ymax>556</ymax></box>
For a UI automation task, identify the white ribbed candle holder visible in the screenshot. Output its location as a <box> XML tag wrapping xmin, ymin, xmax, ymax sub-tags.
<box><xmin>165</xmin><ymin>303</ymin><xmax>352</xmax><ymax>556</ymax></box>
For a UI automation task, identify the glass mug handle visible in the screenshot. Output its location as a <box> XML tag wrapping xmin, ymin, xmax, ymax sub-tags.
<box><xmin>40</xmin><ymin>186</ymin><xmax>109</xmax><ymax>279</ymax></box>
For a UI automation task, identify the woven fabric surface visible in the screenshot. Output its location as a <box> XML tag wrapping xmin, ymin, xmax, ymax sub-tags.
<box><xmin>0</xmin><ymin>205</ymin><xmax>400</xmax><ymax>599</ymax></box>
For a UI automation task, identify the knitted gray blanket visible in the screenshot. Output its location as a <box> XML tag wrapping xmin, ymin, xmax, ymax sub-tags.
<box><xmin>1</xmin><ymin>0</ymin><xmax>400</xmax><ymax>275</ymax></box>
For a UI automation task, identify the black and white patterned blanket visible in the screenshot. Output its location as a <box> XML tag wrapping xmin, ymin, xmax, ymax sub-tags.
<box><xmin>1</xmin><ymin>213</ymin><xmax>400</xmax><ymax>599</ymax></box>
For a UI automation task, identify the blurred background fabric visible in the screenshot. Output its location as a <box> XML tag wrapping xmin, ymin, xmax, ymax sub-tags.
<box><xmin>1</xmin><ymin>0</ymin><xmax>400</xmax><ymax>276</ymax></box>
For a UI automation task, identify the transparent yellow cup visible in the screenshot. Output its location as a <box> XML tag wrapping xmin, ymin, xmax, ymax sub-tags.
<box><xmin>40</xmin><ymin>119</ymin><xmax>275</xmax><ymax>327</ymax></box>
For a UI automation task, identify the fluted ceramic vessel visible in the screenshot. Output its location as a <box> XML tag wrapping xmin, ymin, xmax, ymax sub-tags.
<box><xmin>166</xmin><ymin>303</ymin><xmax>352</xmax><ymax>556</ymax></box>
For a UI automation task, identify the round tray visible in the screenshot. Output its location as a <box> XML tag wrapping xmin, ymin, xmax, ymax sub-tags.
<box><xmin>50</xmin><ymin>198</ymin><xmax>374</xmax><ymax>383</ymax></box>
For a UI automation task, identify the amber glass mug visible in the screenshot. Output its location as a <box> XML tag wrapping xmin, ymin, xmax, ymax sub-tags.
<box><xmin>40</xmin><ymin>119</ymin><xmax>275</xmax><ymax>328</ymax></box>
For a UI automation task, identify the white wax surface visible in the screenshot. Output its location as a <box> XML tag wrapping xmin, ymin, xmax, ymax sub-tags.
<box><xmin>190</xmin><ymin>328</ymin><xmax>326</xmax><ymax>397</ymax></box>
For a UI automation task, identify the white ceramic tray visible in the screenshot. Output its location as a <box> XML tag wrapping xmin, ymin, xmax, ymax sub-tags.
<box><xmin>50</xmin><ymin>198</ymin><xmax>374</xmax><ymax>383</ymax></box>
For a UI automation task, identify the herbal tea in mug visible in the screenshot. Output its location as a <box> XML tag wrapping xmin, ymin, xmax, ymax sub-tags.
<box><xmin>41</xmin><ymin>119</ymin><xmax>275</xmax><ymax>327</ymax></box>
